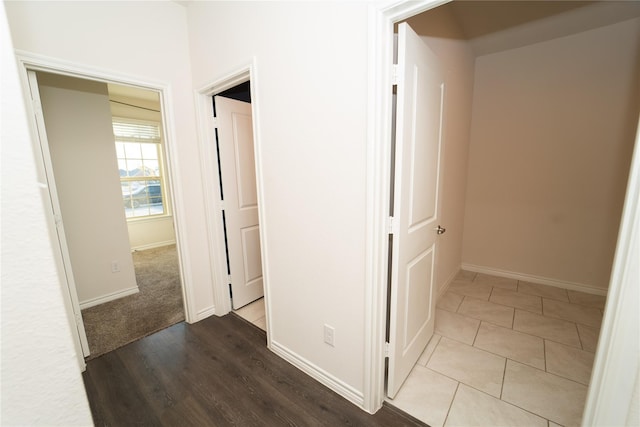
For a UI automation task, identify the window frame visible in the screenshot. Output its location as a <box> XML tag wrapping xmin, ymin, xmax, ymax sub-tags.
<box><xmin>112</xmin><ymin>117</ymin><xmax>171</xmax><ymax>221</ymax></box>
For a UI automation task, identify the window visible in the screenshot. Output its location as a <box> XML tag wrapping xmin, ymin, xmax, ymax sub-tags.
<box><xmin>113</xmin><ymin>119</ymin><xmax>167</xmax><ymax>219</ymax></box>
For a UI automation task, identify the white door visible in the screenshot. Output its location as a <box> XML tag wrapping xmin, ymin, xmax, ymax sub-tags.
<box><xmin>215</xmin><ymin>96</ymin><xmax>264</xmax><ymax>309</ymax></box>
<box><xmin>387</xmin><ymin>23</ymin><xmax>445</xmax><ymax>398</ymax></box>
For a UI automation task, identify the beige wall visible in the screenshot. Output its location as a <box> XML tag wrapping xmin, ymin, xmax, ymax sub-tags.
<box><xmin>38</xmin><ymin>72</ymin><xmax>138</xmax><ymax>306</ymax></box>
<box><xmin>462</xmin><ymin>18</ymin><xmax>640</xmax><ymax>291</ymax></box>
<box><xmin>406</xmin><ymin>6</ymin><xmax>476</xmax><ymax>294</ymax></box>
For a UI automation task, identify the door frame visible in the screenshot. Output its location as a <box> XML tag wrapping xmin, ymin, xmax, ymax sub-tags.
<box><xmin>194</xmin><ymin>60</ymin><xmax>270</xmax><ymax>339</ymax></box>
<box><xmin>364</xmin><ymin>0</ymin><xmax>640</xmax><ymax>419</ymax></box>
<box><xmin>363</xmin><ymin>0</ymin><xmax>450</xmax><ymax>412</ymax></box>
<box><xmin>15</xmin><ymin>51</ymin><xmax>197</xmax><ymax>369</ymax></box>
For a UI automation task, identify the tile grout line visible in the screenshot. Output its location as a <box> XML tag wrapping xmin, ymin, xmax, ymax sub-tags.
<box><xmin>453</xmin><ymin>309</ymin><xmax>588</xmax><ymax>377</ymax></box>
<box><xmin>541</xmin><ymin>298</ymin><xmax>603</xmax><ymax>329</ymax></box>
<box><xmin>502</xmin><ymin>359</ymin><xmax>590</xmax><ymax>424</ymax></box>
<box><xmin>574</xmin><ymin>321</ymin><xmax>585</xmax><ymax>351</ymax></box>
<box><xmin>456</xmin><ymin>295</ymin><xmax>467</xmax><ymax>313</ymax></box>
<box><xmin>423</xmin><ymin>335</ymin><xmax>441</xmax><ymax>367</ymax></box>
<box><xmin>499</xmin><ymin>357</ymin><xmax>507</xmax><ymax>400</ymax></box>
<box><xmin>462</xmin><ymin>290</ymin><xmax>545</xmax><ymax>317</ymax></box>
<box><xmin>510</xmin><ymin>299</ymin><xmax>515</xmax><ymax>329</ymax></box>
<box><xmin>442</xmin><ymin>381</ymin><xmax>460</xmax><ymax>427</ymax></box>
<box><xmin>446</xmin><ymin>274</ymin><xmax>601</xmax><ymax>425</ymax></box>
<box><xmin>453</xmin><ymin>372</ymin><xmax>553</xmax><ymax>424</ymax></box>
<box><xmin>471</xmin><ymin>318</ymin><xmax>481</xmax><ymax>347</ymax></box>
<box><xmin>510</xmin><ymin>356</ymin><xmax>592</xmax><ymax>388</ymax></box>
<box><xmin>459</xmin><ymin>303</ymin><xmax>586</xmax><ymax>351</ymax></box>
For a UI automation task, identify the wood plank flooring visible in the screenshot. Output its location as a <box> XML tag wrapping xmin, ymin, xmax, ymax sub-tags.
<box><xmin>83</xmin><ymin>313</ymin><xmax>427</xmax><ymax>426</ymax></box>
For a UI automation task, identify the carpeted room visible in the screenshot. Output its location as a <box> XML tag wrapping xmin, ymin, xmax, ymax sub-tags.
<box><xmin>82</xmin><ymin>244</ymin><xmax>184</xmax><ymax>359</ymax></box>
<box><xmin>33</xmin><ymin>70</ymin><xmax>186</xmax><ymax>361</ymax></box>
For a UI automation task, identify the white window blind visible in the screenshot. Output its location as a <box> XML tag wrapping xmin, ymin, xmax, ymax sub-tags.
<box><xmin>113</xmin><ymin>121</ymin><xmax>161</xmax><ymax>143</ymax></box>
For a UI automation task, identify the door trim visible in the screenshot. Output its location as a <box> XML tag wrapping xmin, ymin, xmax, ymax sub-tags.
<box><xmin>363</xmin><ymin>0</ymin><xmax>450</xmax><ymax>413</ymax></box>
<box><xmin>25</xmin><ymin>69</ymin><xmax>91</xmax><ymax>359</ymax></box>
<box><xmin>194</xmin><ymin>60</ymin><xmax>271</xmax><ymax>341</ymax></box>
<box><xmin>364</xmin><ymin>0</ymin><xmax>640</xmax><ymax>418</ymax></box>
<box><xmin>15</xmin><ymin>51</ymin><xmax>196</xmax><ymax>368</ymax></box>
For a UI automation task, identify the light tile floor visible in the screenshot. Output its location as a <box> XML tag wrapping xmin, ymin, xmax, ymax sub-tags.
<box><xmin>234</xmin><ymin>297</ymin><xmax>266</xmax><ymax>330</ymax></box>
<box><xmin>390</xmin><ymin>271</ymin><xmax>606</xmax><ymax>427</ymax></box>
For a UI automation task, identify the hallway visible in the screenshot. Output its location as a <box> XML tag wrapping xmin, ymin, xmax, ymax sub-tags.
<box><xmin>82</xmin><ymin>313</ymin><xmax>425</xmax><ymax>426</ymax></box>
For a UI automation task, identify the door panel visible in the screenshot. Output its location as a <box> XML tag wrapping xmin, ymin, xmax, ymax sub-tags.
<box><xmin>387</xmin><ymin>23</ymin><xmax>445</xmax><ymax>398</ymax></box>
<box><xmin>241</xmin><ymin>225</ymin><xmax>263</xmax><ymax>283</ymax></box>
<box><xmin>233</xmin><ymin>113</ymin><xmax>258</xmax><ymax>209</ymax></box>
<box><xmin>215</xmin><ymin>96</ymin><xmax>264</xmax><ymax>309</ymax></box>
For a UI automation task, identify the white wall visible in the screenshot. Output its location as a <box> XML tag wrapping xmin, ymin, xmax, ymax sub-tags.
<box><xmin>462</xmin><ymin>18</ymin><xmax>640</xmax><ymax>291</ymax></box>
<box><xmin>127</xmin><ymin>217</ymin><xmax>176</xmax><ymax>251</ymax></box>
<box><xmin>0</xmin><ymin>3</ymin><xmax>93</xmax><ymax>424</ymax></box>
<box><xmin>405</xmin><ymin>5</ymin><xmax>476</xmax><ymax>294</ymax></box>
<box><xmin>4</xmin><ymin>1</ymin><xmax>214</xmax><ymax>317</ymax></box>
<box><xmin>187</xmin><ymin>1</ymin><xmax>369</xmax><ymax>398</ymax></box>
<box><xmin>37</xmin><ymin>72</ymin><xmax>138</xmax><ymax>306</ymax></box>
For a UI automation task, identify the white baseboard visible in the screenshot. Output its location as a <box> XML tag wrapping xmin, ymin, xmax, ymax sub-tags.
<box><xmin>269</xmin><ymin>340</ymin><xmax>365</xmax><ymax>409</ymax></box>
<box><xmin>195</xmin><ymin>305</ymin><xmax>216</xmax><ymax>322</ymax></box>
<box><xmin>461</xmin><ymin>263</ymin><xmax>608</xmax><ymax>296</ymax></box>
<box><xmin>130</xmin><ymin>240</ymin><xmax>176</xmax><ymax>252</ymax></box>
<box><xmin>437</xmin><ymin>265</ymin><xmax>461</xmax><ymax>299</ymax></box>
<box><xmin>79</xmin><ymin>286</ymin><xmax>139</xmax><ymax>310</ymax></box>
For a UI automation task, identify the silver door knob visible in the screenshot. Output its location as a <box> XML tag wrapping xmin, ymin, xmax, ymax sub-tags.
<box><xmin>436</xmin><ymin>225</ymin><xmax>446</xmax><ymax>235</ymax></box>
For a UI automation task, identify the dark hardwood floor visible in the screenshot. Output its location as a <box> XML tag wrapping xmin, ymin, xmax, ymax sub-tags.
<box><xmin>83</xmin><ymin>313</ymin><xmax>427</xmax><ymax>426</ymax></box>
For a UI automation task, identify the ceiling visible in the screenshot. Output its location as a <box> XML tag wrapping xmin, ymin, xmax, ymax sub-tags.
<box><xmin>107</xmin><ymin>83</ymin><xmax>161</xmax><ymax>110</ymax></box>
<box><xmin>407</xmin><ymin>1</ymin><xmax>640</xmax><ymax>56</ymax></box>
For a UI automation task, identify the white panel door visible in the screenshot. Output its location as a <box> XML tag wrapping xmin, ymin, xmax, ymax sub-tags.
<box><xmin>387</xmin><ymin>23</ymin><xmax>445</xmax><ymax>398</ymax></box>
<box><xmin>215</xmin><ymin>96</ymin><xmax>263</xmax><ymax>309</ymax></box>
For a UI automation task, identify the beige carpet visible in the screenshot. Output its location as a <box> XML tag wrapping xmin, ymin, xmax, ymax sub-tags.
<box><xmin>81</xmin><ymin>244</ymin><xmax>184</xmax><ymax>360</ymax></box>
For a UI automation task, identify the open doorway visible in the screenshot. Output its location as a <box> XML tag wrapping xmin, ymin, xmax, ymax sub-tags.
<box><xmin>211</xmin><ymin>81</ymin><xmax>266</xmax><ymax>331</ymax></box>
<box><xmin>28</xmin><ymin>70</ymin><xmax>187</xmax><ymax>360</ymax></box>
<box><xmin>378</xmin><ymin>1</ymin><xmax>640</xmax><ymax>425</ymax></box>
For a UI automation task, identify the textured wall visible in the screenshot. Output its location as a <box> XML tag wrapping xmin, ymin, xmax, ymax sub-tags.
<box><xmin>0</xmin><ymin>3</ymin><xmax>93</xmax><ymax>424</ymax></box>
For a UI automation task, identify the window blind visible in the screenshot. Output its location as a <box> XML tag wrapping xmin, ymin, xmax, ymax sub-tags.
<box><xmin>113</xmin><ymin>121</ymin><xmax>161</xmax><ymax>144</ymax></box>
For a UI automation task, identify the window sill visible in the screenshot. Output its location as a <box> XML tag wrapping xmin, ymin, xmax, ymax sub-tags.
<box><xmin>126</xmin><ymin>213</ymin><xmax>173</xmax><ymax>224</ymax></box>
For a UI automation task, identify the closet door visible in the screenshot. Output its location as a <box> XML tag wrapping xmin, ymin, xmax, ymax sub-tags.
<box><xmin>387</xmin><ymin>22</ymin><xmax>446</xmax><ymax>398</ymax></box>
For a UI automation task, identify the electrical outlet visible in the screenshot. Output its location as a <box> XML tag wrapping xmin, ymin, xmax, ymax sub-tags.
<box><xmin>111</xmin><ymin>261</ymin><xmax>120</xmax><ymax>273</ymax></box>
<box><xmin>324</xmin><ymin>324</ymin><xmax>335</xmax><ymax>347</ymax></box>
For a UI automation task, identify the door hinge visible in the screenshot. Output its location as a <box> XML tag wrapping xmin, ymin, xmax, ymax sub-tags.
<box><xmin>387</xmin><ymin>216</ymin><xmax>398</xmax><ymax>235</ymax></box>
<box><xmin>212</xmin><ymin>117</ymin><xmax>219</xmax><ymax>129</ymax></box>
<box><xmin>227</xmin><ymin>274</ymin><xmax>232</xmax><ymax>284</ymax></box>
<box><xmin>54</xmin><ymin>214</ymin><xmax>63</xmax><ymax>228</ymax></box>
<box><xmin>219</xmin><ymin>200</ymin><xmax>225</xmax><ymax>211</ymax></box>
<box><xmin>391</xmin><ymin>64</ymin><xmax>399</xmax><ymax>86</ymax></box>
<box><xmin>384</xmin><ymin>341</ymin><xmax>390</xmax><ymax>358</ymax></box>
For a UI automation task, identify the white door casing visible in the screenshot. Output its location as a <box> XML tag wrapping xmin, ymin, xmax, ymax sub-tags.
<box><xmin>26</xmin><ymin>70</ymin><xmax>91</xmax><ymax>357</ymax></box>
<box><xmin>215</xmin><ymin>96</ymin><xmax>264</xmax><ymax>309</ymax></box>
<box><xmin>387</xmin><ymin>22</ymin><xmax>445</xmax><ymax>398</ymax></box>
